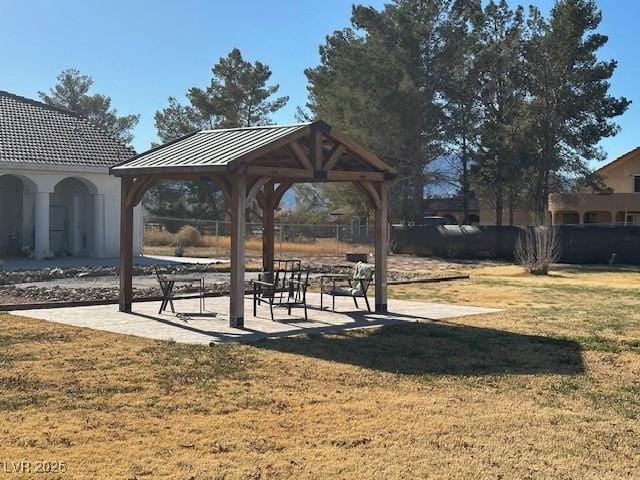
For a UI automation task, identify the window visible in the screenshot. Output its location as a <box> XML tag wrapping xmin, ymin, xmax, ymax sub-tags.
<box><xmin>634</xmin><ymin>175</ymin><xmax>640</xmax><ymax>193</ymax></box>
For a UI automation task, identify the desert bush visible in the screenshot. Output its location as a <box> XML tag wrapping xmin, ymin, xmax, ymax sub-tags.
<box><xmin>175</xmin><ymin>225</ymin><xmax>202</xmax><ymax>247</ymax></box>
<box><xmin>515</xmin><ymin>226</ymin><xmax>561</xmax><ymax>275</ymax></box>
<box><xmin>144</xmin><ymin>230</ymin><xmax>175</xmax><ymax>246</ymax></box>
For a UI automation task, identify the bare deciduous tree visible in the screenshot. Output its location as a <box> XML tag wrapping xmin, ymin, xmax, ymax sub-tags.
<box><xmin>514</xmin><ymin>226</ymin><xmax>561</xmax><ymax>275</ymax></box>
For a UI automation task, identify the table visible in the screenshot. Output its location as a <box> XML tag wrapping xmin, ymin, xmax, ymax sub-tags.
<box><xmin>157</xmin><ymin>274</ymin><xmax>205</xmax><ymax>315</ymax></box>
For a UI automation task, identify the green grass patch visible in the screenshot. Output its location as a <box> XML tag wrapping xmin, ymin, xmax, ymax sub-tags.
<box><xmin>141</xmin><ymin>341</ymin><xmax>254</xmax><ymax>393</ymax></box>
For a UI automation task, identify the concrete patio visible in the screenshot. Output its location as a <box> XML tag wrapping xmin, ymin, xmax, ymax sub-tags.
<box><xmin>12</xmin><ymin>293</ymin><xmax>501</xmax><ymax>344</ymax></box>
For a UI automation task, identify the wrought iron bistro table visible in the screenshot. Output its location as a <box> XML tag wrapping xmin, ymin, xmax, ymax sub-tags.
<box><xmin>155</xmin><ymin>272</ymin><xmax>205</xmax><ymax>315</ymax></box>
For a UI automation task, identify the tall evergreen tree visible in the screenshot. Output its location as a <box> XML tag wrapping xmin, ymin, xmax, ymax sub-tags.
<box><xmin>155</xmin><ymin>48</ymin><xmax>288</xmax><ymax>143</ymax></box>
<box><xmin>306</xmin><ymin>1</ymin><xmax>451</xmax><ymax>224</ymax></box>
<box><xmin>441</xmin><ymin>0</ymin><xmax>483</xmax><ymax>224</ymax></box>
<box><xmin>150</xmin><ymin>49</ymin><xmax>288</xmax><ymax>220</ymax></box>
<box><xmin>524</xmin><ymin>0</ymin><xmax>630</xmax><ymax>222</ymax></box>
<box><xmin>39</xmin><ymin>69</ymin><xmax>139</xmax><ymax>145</ymax></box>
<box><xmin>473</xmin><ymin>0</ymin><xmax>528</xmax><ymax>225</ymax></box>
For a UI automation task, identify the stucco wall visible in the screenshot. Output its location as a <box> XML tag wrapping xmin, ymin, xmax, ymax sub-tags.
<box><xmin>599</xmin><ymin>150</ymin><xmax>640</xmax><ymax>192</ymax></box>
<box><xmin>0</xmin><ymin>163</ymin><xmax>142</xmax><ymax>257</ymax></box>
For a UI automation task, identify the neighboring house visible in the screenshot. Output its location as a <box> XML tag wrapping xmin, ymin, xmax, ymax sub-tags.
<box><xmin>426</xmin><ymin>148</ymin><xmax>640</xmax><ymax>226</ymax></box>
<box><xmin>0</xmin><ymin>91</ymin><xmax>143</xmax><ymax>260</ymax></box>
<box><xmin>549</xmin><ymin>147</ymin><xmax>640</xmax><ymax>225</ymax></box>
<box><xmin>423</xmin><ymin>196</ymin><xmax>480</xmax><ymax>225</ymax></box>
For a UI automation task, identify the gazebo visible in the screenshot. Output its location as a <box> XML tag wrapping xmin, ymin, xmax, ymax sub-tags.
<box><xmin>110</xmin><ymin>121</ymin><xmax>395</xmax><ymax>328</ymax></box>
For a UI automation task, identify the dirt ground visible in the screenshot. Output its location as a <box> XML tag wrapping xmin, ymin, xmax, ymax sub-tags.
<box><xmin>0</xmin><ymin>263</ymin><xmax>639</xmax><ymax>478</ymax></box>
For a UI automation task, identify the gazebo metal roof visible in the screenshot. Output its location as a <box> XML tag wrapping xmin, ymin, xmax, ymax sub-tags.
<box><xmin>111</xmin><ymin>120</ymin><xmax>395</xmax><ymax>178</ymax></box>
<box><xmin>111</xmin><ymin>123</ymin><xmax>310</xmax><ymax>174</ymax></box>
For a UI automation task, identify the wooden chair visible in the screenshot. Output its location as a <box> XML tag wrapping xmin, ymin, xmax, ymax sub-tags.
<box><xmin>320</xmin><ymin>262</ymin><xmax>374</xmax><ymax>312</ymax></box>
<box><xmin>252</xmin><ymin>262</ymin><xmax>310</xmax><ymax>320</ymax></box>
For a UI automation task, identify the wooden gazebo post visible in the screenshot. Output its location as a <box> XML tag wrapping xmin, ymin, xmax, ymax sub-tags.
<box><xmin>261</xmin><ymin>180</ymin><xmax>275</xmax><ymax>274</ymax></box>
<box><xmin>229</xmin><ymin>172</ymin><xmax>247</xmax><ymax>328</ymax></box>
<box><xmin>374</xmin><ymin>182</ymin><xmax>389</xmax><ymax>313</ymax></box>
<box><xmin>119</xmin><ymin>177</ymin><xmax>134</xmax><ymax>313</ymax></box>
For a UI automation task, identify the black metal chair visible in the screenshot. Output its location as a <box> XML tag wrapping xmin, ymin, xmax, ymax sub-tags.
<box><xmin>252</xmin><ymin>262</ymin><xmax>310</xmax><ymax>321</ymax></box>
<box><xmin>320</xmin><ymin>261</ymin><xmax>374</xmax><ymax>312</ymax></box>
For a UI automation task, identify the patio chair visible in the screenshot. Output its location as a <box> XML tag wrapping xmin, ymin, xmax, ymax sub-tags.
<box><xmin>252</xmin><ymin>262</ymin><xmax>310</xmax><ymax>321</ymax></box>
<box><xmin>320</xmin><ymin>261</ymin><xmax>374</xmax><ymax>312</ymax></box>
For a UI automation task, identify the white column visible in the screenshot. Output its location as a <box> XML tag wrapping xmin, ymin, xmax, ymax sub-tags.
<box><xmin>21</xmin><ymin>189</ymin><xmax>34</xmax><ymax>248</ymax></box>
<box><xmin>94</xmin><ymin>193</ymin><xmax>105</xmax><ymax>257</ymax></box>
<box><xmin>72</xmin><ymin>195</ymin><xmax>82</xmax><ymax>255</ymax></box>
<box><xmin>34</xmin><ymin>191</ymin><xmax>50</xmax><ymax>260</ymax></box>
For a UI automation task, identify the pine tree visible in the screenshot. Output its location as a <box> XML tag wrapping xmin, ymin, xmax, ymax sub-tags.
<box><xmin>155</xmin><ymin>48</ymin><xmax>288</xmax><ymax>142</ymax></box>
<box><xmin>306</xmin><ymin>1</ymin><xmax>452</xmax><ymax>224</ymax></box>
<box><xmin>39</xmin><ymin>69</ymin><xmax>139</xmax><ymax>145</ymax></box>
<box><xmin>150</xmin><ymin>49</ymin><xmax>288</xmax><ymax>221</ymax></box>
<box><xmin>524</xmin><ymin>0</ymin><xmax>630</xmax><ymax>222</ymax></box>
<box><xmin>441</xmin><ymin>0</ymin><xmax>483</xmax><ymax>224</ymax></box>
<box><xmin>473</xmin><ymin>0</ymin><xmax>528</xmax><ymax>226</ymax></box>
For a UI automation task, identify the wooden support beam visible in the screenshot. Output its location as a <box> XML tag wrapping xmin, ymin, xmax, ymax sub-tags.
<box><xmin>212</xmin><ymin>176</ymin><xmax>232</xmax><ymax>203</ymax></box>
<box><xmin>355</xmin><ymin>180</ymin><xmax>381</xmax><ymax>209</ymax></box>
<box><xmin>274</xmin><ymin>182</ymin><xmax>292</xmax><ymax>208</ymax></box>
<box><xmin>374</xmin><ymin>182</ymin><xmax>389</xmax><ymax>313</ymax></box>
<box><xmin>126</xmin><ymin>177</ymin><xmax>156</xmax><ymax>207</ymax></box>
<box><xmin>247</xmin><ymin>166</ymin><xmax>386</xmax><ymax>182</ymax></box>
<box><xmin>247</xmin><ymin>177</ymin><xmax>271</xmax><ymax>203</ymax></box>
<box><xmin>323</xmin><ymin>144</ymin><xmax>346</xmax><ymax>171</ymax></box>
<box><xmin>288</xmin><ymin>142</ymin><xmax>313</xmax><ymax>171</ymax></box>
<box><xmin>262</xmin><ymin>181</ymin><xmax>275</xmax><ymax>274</ymax></box>
<box><xmin>229</xmin><ymin>173</ymin><xmax>247</xmax><ymax>328</ymax></box>
<box><xmin>310</xmin><ymin>128</ymin><xmax>324</xmax><ymax>170</ymax></box>
<box><xmin>119</xmin><ymin>177</ymin><xmax>134</xmax><ymax>313</ymax></box>
<box><xmin>255</xmin><ymin>191</ymin><xmax>267</xmax><ymax>210</ymax></box>
<box><xmin>327</xmin><ymin>130</ymin><xmax>394</xmax><ymax>173</ymax></box>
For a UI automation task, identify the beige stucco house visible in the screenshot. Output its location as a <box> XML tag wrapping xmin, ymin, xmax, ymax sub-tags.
<box><xmin>549</xmin><ymin>147</ymin><xmax>640</xmax><ymax>225</ymax></box>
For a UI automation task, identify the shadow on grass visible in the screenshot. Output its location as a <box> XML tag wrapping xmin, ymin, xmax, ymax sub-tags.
<box><xmin>554</xmin><ymin>264</ymin><xmax>640</xmax><ymax>275</ymax></box>
<box><xmin>256</xmin><ymin>322</ymin><xmax>584</xmax><ymax>376</ymax></box>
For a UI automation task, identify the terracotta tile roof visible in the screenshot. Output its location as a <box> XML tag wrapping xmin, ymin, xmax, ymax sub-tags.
<box><xmin>0</xmin><ymin>90</ymin><xmax>135</xmax><ymax>168</ymax></box>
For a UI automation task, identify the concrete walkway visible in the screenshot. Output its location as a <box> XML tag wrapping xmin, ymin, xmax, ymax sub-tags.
<box><xmin>13</xmin><ymin>293</ymin><xmax>501</xmax><ymax>344</ymax></box>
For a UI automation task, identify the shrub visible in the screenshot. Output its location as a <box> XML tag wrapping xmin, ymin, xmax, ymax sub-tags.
<box><xmin>175</xmin><ymin>225</ymin><xmax>202</xmax><ymax>247</ymax></box>
<box><xmin>144</xmin><ymin>230</ymin><xmax>175</xmax><ymax>246</ymax></box>
<box><xmin>515</xmin><ymin>226</ymin><xmax>561</xmax><ymax>275</ymax></box>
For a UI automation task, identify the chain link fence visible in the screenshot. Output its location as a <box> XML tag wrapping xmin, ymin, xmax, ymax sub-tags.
<box><xmin>143</xmin><ymin>215</ymin><xmax>374</xmax><ymax>258</ymax></box>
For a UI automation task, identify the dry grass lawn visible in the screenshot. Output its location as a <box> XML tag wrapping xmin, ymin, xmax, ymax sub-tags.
<box><xmin>144</xmin><ymin>232</ymin><xmax>370</xmax><ymax>258</ymax></box>
<box><xmin>1</xmin><ymin>263</ymin><xmax>640</xmax><ymax>478</ymax></box>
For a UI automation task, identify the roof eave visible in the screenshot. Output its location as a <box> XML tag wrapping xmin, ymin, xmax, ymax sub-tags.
<box><xmin>110</xmin><ymin>164</ymin><xmax>230</xmax><ymax>177</ymax></box>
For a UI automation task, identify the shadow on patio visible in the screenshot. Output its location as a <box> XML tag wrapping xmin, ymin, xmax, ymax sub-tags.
<box><xmin>254</xmin><ymin>321</ymin><xmax>584</xmax><ymax>376</ymax></box>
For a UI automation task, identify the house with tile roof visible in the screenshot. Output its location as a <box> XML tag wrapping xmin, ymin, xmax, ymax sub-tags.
<box><xmin>0</xmin><ymin>91</ymin><xmax>142</xmax><ymax>259</ymax></box>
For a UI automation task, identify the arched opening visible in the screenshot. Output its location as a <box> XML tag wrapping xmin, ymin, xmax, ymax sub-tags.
<box><xmin>0</xmin><ymin>174</ymin><xmax>37</xmax><ymax>256</ymax></box>
<box><xmin>583</xmin><ymin>211</ymin><xmax>612</xmax><ymax>225</ymax></box>
<box><xmin>51</xmin><ymin>177</ymin><xmax>98</xmax><ymax>256</ymax></box>
<box><xmin>555</xmin><ymin>211</ymin><xmax>580</xmax><ymax>225</ymax></box>
<box><xmin>615</xmin><ymin>211</ymin><xmax>640</xmax><ymax>225</ymax></box>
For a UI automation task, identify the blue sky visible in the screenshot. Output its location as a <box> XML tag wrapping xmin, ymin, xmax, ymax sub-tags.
<box><xmin>0</xmin><ymin>0</ymin><xmax>637</xmax><ymax>165</ymax></box>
